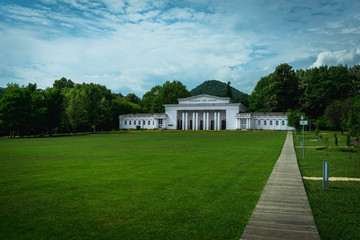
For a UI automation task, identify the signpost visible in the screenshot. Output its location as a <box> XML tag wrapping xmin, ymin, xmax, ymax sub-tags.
<box><xmin>323</xmin><ymin>161</ymin><xmax>329</xmax><ymax>188</ymax></box>
<box><xmin>300</xmin><ymin>120</ymin><xmax>308</xmax><ymax>159</ymax></box>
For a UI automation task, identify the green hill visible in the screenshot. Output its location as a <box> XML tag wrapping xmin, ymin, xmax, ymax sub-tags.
<box><xmin>190</xmin><ymin>80</ymin><xmax>249</xmax><ymax>107</ymax></box>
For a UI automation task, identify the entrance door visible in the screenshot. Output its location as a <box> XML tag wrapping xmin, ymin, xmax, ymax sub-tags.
<box><xmin>221</xmin><ymin>120</ymin><xmax>226</xmax><ymax>130</ymax></box>
<box><xmin>210</xmin><ymin>120</ymin><xmax>214</xmax><ymax>130</ymax></box>
<box><xmin>200</xmin><ymin>120</ymin><xmax>203</xmax><ymax>130</ymax></box>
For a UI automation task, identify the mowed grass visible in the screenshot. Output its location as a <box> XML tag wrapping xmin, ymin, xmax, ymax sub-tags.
<box><xmin>294</xmin><ymin>131</ymin><xmax>360</xmax><ymax>240</ymax></box>
<box><xmin>0</xmin><ymin>131</ymin><xmax>286</xmax><ymax>239</ymax></box>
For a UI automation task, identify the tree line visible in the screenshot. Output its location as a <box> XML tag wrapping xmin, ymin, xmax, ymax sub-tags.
<box><xmin>248</xmin><ymin>63</ymin><xmax>360</xmax><ymax>137</ymax></box>
<box><xmin>0</xmin><ymin>78</ymin><xmax>190</xmax><ymax>137</ymax></box>
<box><xmin>1</xmin><ymin>63</ymin><xmax>360</xmax><ymax>137</ymax></box>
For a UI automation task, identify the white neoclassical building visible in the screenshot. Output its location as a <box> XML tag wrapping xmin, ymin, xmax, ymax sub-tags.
<box><xmin>119</xmin><ymin>94</ymin><xmax>293</xmax><ymax>131</ymax></box>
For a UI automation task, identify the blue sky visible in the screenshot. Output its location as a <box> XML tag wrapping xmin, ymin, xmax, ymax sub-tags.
<box><xmin>1</xmin><ymin>0</ymin><xmax>360</xmax><ymax>96</ymax></box>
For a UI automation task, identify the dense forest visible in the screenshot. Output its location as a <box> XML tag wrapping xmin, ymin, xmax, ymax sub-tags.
<box><xmin>0</xmin><ymin>79</ymin><xmax>189</xmax><ymax>137</ymax></box>
<box><xmin>248</xmin><ymin>63</ymin><xmax>360</xmax><ymax>136</ymax></box>
<box><xmin>1</xmin><ymin>63</ymin><xmax>360</xmax><ymax>137</ymax></box>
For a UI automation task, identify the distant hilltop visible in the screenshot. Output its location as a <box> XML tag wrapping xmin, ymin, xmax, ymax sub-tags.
<box><xmin>190</xmin><ymin>80</ymin><xmax>249</xmax><ymax>107</ymax></box>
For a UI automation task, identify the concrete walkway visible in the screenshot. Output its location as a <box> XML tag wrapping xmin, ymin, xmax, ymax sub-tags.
<box><xmin>240</xmin><ymin>131</ymin><xmax>321</xmax><ymax>240</ymax></box>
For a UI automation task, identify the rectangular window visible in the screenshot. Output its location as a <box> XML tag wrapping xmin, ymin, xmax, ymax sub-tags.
<box><xmin>148</xmin><ymin>121</ymin><xmax>150</xmax><ymax>125</ymax></box>
<box><xmin>270</xmin><ymin>120</ymin><xmax>273</xmax><ymax>125</ymax></box>
<box><xmin>138</xmin><ymin>121</ymin><xmax>141</xmax><ymax>125</ymax></box>
<box><xmin>258</xmin><ymin>120</ymin><xmax>261</xmax><ymax>125</ymax></box>
<box><xmin>282</xmin><ymin>120</ymin><xmax>285</xmax><ymax>125</ymax></box>
<box><xmin>264</xmin><ymin>120</ymin><xmax>267</xmax><ymax>125</ymax></box>
<box><xmin>129</xmin><ymin>121</ymin><xmax>131</xmax><ymax>125</ymax></box>
<box><xmin>153</xmin><ymin>121</ymin><xmax>155</xmax><ymax>125</ymax></box>
<box><xmin>143</xmin><ymin>120</ymin><xmax>146</xmax><ymax>125</ymax></box>
<box><xmin>276</xmin><ymin>120</ymin><xmax>279</xmax><ymax>125</ymax></box>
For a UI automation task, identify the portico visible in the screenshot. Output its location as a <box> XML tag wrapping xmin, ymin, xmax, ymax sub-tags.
<box><xmin>177</xmin><ymin>110</ymin><xmax>225</xmax><ymax>130</ymax></box>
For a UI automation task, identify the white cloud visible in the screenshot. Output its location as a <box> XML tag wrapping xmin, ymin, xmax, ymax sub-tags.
<box><xmin>310</xmin><ymin>49</ymin><xmax>360</xmax><ymax>68</ymax></box>
<box><xmin>1</xmin><ymin>0</ymin><xmax>360</xmax><ymax>96</ymax></box>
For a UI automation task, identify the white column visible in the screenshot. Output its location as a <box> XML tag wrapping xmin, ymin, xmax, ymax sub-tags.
<box><xmin>185</xmin><ymin>112</ymin><xmax>188</xmax><ymax>130</ymax></box>
<box><xmin>214</xmin><ymin>112</ymin><xmax>217</xmax><ymax>130</ymax></box>
<box><xmin>206</xmin><ymin>112</ymin><xmax>210</xmax><ymax>130</ymax></box>
<box><xmin>182</xmin><ymin>112</ymin><xmax>185</xmax><ymax>130</ymax></box>
<box><xmin>203</xmin><ymin>112</ymin><xmax>206</xmax><ymax>130</ymax></box>
<box><xmin>196</xmin><ymin>112</ymin><xmax>199</xmax><ymax>130</ymax></box>
<box><xmin>218</xmin><ymin>112</ymin><xmax>221</xmax><ymax>130</ymax></box>
<box><xmin>192</xmin><ymin>112</ymin><xmax>195</xmax><ymax>130</ymax></box>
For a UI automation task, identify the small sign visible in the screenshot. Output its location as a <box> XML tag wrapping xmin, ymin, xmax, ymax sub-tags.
<box><xmin>300</xmin><ymin>120</ymin><xmax>308</xmax><ymax>125</ymax></box>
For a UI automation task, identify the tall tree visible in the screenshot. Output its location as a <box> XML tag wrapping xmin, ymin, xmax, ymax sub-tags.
<box><xmin>226</xmin><ymin>81</ymin><xmax>233</xmax><ymax>99</ymax></box>
<box><xmin>125</xmin><ymin>93</ymin><xmax>141</xmax><ymax>104</ymax></box>
<box><xmin>63</xmin><ymin>86</ymin><xmax>87</xmax><ymax>132</ymax></box>
<box><xmin>299</xmin><ymin>65</ymin><xmax>352</xmax><ymax>119</ymax></box>
<box><xmin>141</xmin><ymin>81</ymin><xmax>190</xmax><ymax>113</ymax></box>
<box><xmin>53</xmin><ymin>77</ymin><xmax>75</xmax><ymax>90</ymax></box>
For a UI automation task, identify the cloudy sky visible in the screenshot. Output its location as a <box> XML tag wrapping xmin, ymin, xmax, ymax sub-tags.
<box><xmin>1</xmin><ymin>0</ymin><xmax>360</xmax><ymax>96</ymax></box>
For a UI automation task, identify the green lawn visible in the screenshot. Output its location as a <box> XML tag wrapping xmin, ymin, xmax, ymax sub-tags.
<box><xmin>294</xmin><ymin>131</ymin><xmax>360</xmax><ymax>240</ymax></box>
<box><xmin>0</xmin><ymin>131</ymin><xmax>286</xmax><ymax>239</ymax></box>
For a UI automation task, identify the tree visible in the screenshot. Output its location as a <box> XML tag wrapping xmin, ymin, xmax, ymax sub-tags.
<box><xmin>248</xmin><ymin>75</ymin><xmax>272</xmax><ymax>112</ymax></box>
<box><xmin>299</xmin><ymin>65</ymin><xmax>352</xmax><ymax>120</ymax></box>
<box><xmin>82</xmin><ymin>83</ymin><xmax>113</xmax><ymax>132</ymax></box>
<box><xmin>141</xmin><ymin>81</ymin><xmax>190</xmax><ymax>113</ymax></box>
<box><xmin>44</xmin><ymin>87</ymin><xmax>64</xmax><ymax>135</ymax></box>
<box><xmin>325</xmin><ymin>99</ymin><xmax>351</xmax><ymax>132</ymax></box>
<box><xmin>110</xmin><ymin>97</ymin><xmax>141</xmax><ymax>129</ymax></box>
<box><xmin>248</xmin><ymin>64</ymin><xmax>299</xmax><ymax>112</ymax></box>
<box><xmin>63</xmin><ymin>86</ymin><xmax>87</xmax><ymax>132</ymax></box>
<box><xmin>53</xmin><ymin>77</ymin><xmax>75</xmax><ymax>90</ymax></box>
<box><xmin>226</xmin><ymin>81</ymin><xmax>233</xmax><ymax>99</ymax></box>
<box><xmin>349</xmin><ymin>65</ymin><xmax>360</xmax><ymax>96</ymax></box>
<box><xmin>287</xmin><ymin>109</ymin><xmax>304</xmax><ymax>133</ymax></box>
<box><xmin>125</xmin><ymin>93</ymin><xmax>141</xmax><ymax>104</ymax></box>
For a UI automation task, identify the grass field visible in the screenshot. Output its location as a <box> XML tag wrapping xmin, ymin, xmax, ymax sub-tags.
<box><xmin>294</xmin><ymin>131</ymin><xmax>360</xmax><ymax>240</ymax></box>
<box><xmin>0</xmin><ymin>131</ymin><xmax>286</xmax><ymax>239</ymax></box>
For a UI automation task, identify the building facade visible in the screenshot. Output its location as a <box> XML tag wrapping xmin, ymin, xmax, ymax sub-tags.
<box><xmin>119</xmin><ymin>94</ymin><xmax>293</xmax><ymax>131</ymax></box>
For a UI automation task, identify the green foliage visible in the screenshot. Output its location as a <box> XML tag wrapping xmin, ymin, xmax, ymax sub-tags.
<box><xmin>141</xmin><ymin>80</ymin><xmax>190</xmax><ymax>113</ymax></box>
<box><xmin>248</xmin><ymin>64</ymin><xmax>299</xmax><ymax>112</ymax></box>
<box><xmin>287</xmin><ymin>109</ymin><xmax>304</xmax><ymax>133</ymax></box>
<box><xmin>190</xmin><ymin>80</ymin><xmax>249</xmax><ymax>106</ymax></box>
<box><xmin>347</xmin><ymin>95</ymin><xmax>360</xmax><ymax>138</ymax></box>
<box><xmin>226</xmin><ymin>81</ymin><xmax>233</xmax><ymax>99</ymax></box>
<box><xmin>53</xmin><ymin>77</ymin><xmax>75</xmax><ymax>90</ymax></box>
<box><xmin>125</xmin><ymin>93</ymin><xmax>141</xmax><ymax>104</ymax></box>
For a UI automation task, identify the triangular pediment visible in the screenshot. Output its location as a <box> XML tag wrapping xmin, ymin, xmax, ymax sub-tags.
<box><xmin>178</xmin><ymin>94</ymin><xmax>232</xmax><ymax>104</ymax></box>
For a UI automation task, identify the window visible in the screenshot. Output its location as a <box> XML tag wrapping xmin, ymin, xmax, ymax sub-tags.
<box><xmin>270</xmin><ymin>120</ymin><xmax>273</xmax><ymax>125</ymax></box>
<box><xmin>138</xmin><ymin>121</ymin><xmax>141</xmax><ymax>125</ymax></box>
<box><xmin>148</xmin><ymin>121</ymin><xmax>150</xmax><ymax>125</ymax></box>
<box><xmin>153</xmin><ymin>121</ymin><xmax>155</xmax><ymax>125</ymax></box>
<box><xmin>129</xmin><ymin>121</ymin><xmax>131</xmax><ymax>125</ymax></box>
<box><xmin>282</xmin><ymin>120</ymin><xmax>285</xmax><ymax>125</ymax></box>
<box><xmin>124</xmin><ymin>121</ymin><xmax>127</xmax><ymax>125</ymax></box>
<box><xmin>143</xmin><ymin>120</ymin><xmax>145</xmax><ymax>125</ymax></box>
<box><xmin>258</xmin><ymin>120</ymin><xmax>261</xmax><ymax>125</ymax></box>
<box><xmin>276</xmin><ymin>120</ymin><xmax>279</xmax><ymax>125</ymax></box>
<box><xmin>264</xmin><ymin>120</ymin><xmax>267</xmax><ymax>125</ymax></box>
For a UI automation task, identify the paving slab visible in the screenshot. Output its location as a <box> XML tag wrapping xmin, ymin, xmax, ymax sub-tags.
<box><xmin>240</xmin><ymin>131</ymin><xmax>321</xmax><ymax>240</ymax></box>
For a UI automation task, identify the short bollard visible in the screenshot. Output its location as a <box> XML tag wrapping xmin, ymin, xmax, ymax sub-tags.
<box><xmin>323</xmin><ymin>161</ymin><xmax>329</xmax><ymax>189</ymax></box>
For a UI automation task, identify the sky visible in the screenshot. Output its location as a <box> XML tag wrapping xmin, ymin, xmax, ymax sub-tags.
<box><xmin>1</xmin><ymin>0</ymin><xmax>360</xmax><ymax>96</ymax></box>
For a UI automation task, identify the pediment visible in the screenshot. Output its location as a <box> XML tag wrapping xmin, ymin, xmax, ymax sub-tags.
<box><xmin>178</xmin><ymin>94</ymin><xmax>231</xmax><ymax>104</ymax></box>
